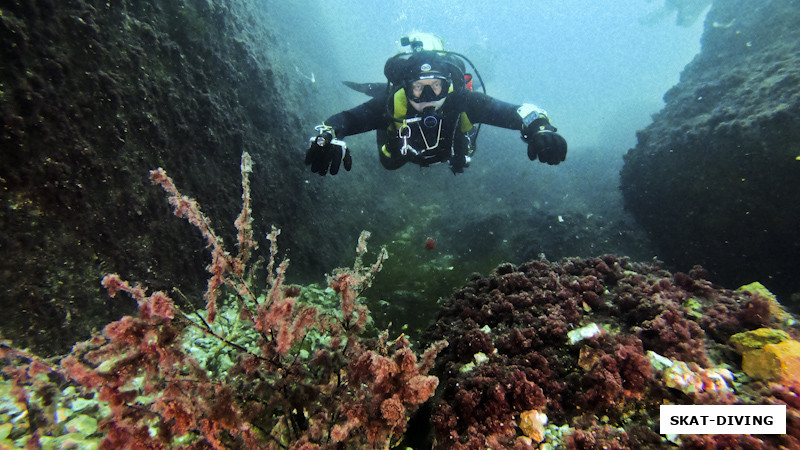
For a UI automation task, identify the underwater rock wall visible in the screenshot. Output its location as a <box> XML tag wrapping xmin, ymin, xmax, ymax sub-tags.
<box><xmin>0</xmin><ymin>0</ymin><xmax>337</xmax><ymax>354</ymax></box>
<box><xmin>620</xmin><ymin>0</ymin><xmax>800</xmax><ymax>302</ymax></box>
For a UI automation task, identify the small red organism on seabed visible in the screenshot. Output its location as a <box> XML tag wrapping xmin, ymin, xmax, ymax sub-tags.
<box><xmin>425</xmin><ymin>237</ymin><xmax>436</xmax><ymax>250</ymax></box>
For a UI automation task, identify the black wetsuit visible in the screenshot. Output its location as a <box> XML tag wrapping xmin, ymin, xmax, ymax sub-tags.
<box><xmin>324</xmin><ymin>89</ymin><xmax>525</xmax><ymax>170</ymax></box>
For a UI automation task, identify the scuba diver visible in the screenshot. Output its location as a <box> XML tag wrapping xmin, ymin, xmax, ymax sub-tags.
<box><xmin>304</xmin><ymin>32</ymin><xmax>567</xmax><ymax>175</ymax></box>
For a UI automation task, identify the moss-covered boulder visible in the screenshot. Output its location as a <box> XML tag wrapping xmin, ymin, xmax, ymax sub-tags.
<box><xmin>730</xmin><ymin>327</ymin><xmax>790</xmax><ymax>354</ymax></box>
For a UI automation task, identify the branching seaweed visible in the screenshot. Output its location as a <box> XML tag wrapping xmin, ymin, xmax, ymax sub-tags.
<box><xmin>1</xmin><ymin>153</ymin><xmax>446</xmax><ymax>449</ymax></box>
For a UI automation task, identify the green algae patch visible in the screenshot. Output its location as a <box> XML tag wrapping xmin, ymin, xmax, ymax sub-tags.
<box><xmin>730</xmin><ymin>327</ymin><xmax>790</xmax><ymax>354</ymax></box>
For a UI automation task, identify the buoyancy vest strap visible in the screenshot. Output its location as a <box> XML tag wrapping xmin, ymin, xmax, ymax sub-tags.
<box><xmin>391</xmin><ymin>89</ymin><xmax>408</xmax><ymax>131</ymax></box>
<box><xmin>460</xmin><ymin>113</ymin><xmax>473</xmax><ymax>133</ymax></box>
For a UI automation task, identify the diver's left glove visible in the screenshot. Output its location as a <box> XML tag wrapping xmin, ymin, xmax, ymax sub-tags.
<box><xmin>518</xmin><ymin>104</ymin><xmax>567</xmax><ymax>165</ymax></box>
<box><xmin>305</xmin><ymin>125</ymin><xmax>352</xmax><ymax>175</ymax></box>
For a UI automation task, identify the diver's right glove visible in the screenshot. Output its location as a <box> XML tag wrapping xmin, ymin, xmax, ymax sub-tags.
<box><xmin>518</xmin><ymin>104</ymin><xmax>567</xmax><ymax>165</ymax></box>
<box><xmin>304</xmin><ymin>125</ymin><xmax>352</xmax><ymax>176</ymax></box>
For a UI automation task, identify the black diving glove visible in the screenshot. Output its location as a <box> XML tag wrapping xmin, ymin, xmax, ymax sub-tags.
<box><xmin>304</xmin><ymin>125</ymin><xmax>352</xmax><ymax>175</ymax></box>
<box><xmin>519</xmin><ymin>105</ymin><xmax>567</xmax><ymax>165</ymax></box>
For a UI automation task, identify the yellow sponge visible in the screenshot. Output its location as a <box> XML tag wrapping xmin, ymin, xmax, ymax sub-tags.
<box><xmin>741</xmin><ymin>339</ymin><xmax>800</xmax><ymax>383</ymax></box>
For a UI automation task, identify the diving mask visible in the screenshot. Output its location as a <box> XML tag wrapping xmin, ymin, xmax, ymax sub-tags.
<box><xmin>408</xmin><ymin>76</ymin><xmax>450</xmax><ymax>103</ymax></box>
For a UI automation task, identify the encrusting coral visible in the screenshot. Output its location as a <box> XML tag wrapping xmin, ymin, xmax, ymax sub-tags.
<box><xmin>422</xmin><ymin>257</ymin><xmax>800</xmax><ymax>449</ymax></box>
<box><xmin>0</xmin><ymin>153</ymin><xmax>445</xmax><ymax>449</ymax></box>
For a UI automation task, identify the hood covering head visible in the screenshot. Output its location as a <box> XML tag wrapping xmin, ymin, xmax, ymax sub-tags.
<box><xmin>402</xmin><ymin>51</ymin><xmax>453</xmax><ymax>103</ymax></box>
<box><xmin>403</xmin><ymin>51</ymin><xmax>452</xmax><ymax>83</ymax></box>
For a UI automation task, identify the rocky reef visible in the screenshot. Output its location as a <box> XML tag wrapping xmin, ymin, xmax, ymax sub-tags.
<box><xmin>0</xmin><ymin>0</ymin><xmax>346</xmax><ymax>355</ymax></box>
<box><xmin>419</xmin><ymin>255</ymin><xmax>800</xmax><ymax>448</ymax></box>
<box><xmin>620</xmin><ymin>0</ymin><xmax>800</xmax><ymax>304</ymax></box>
